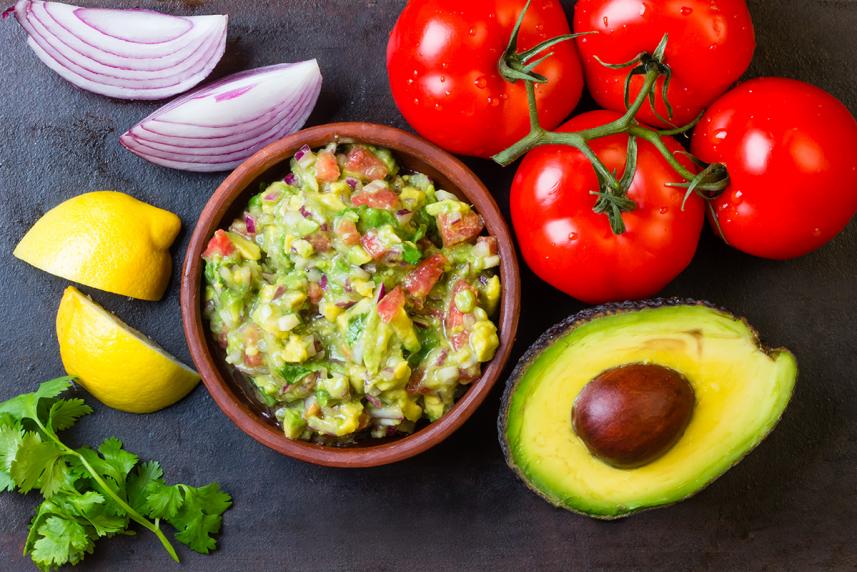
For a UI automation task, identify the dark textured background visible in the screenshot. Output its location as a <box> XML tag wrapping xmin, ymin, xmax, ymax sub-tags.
<box><xmin>1</xmin><ymin>1</ymin><xmax>855</xmax><ymax>570</ymax></box>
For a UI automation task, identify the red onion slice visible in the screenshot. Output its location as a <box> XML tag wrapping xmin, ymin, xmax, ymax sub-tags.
<box><xmin>120</xmin><ymin>60</ymin><xmax>323</xmax><ymax>172</ymax></box>
<box><xmin>13</xmin><ymin>0</ymin><xmax>227</xmax><ymax>100</ymax></box>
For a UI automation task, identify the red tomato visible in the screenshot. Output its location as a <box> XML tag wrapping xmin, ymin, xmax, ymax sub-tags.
<box><xmin>437</xmin><ymin>211</ymin><xmax>484</xmax><ymax>247</ymax></box>
<box><xmin>360</xmin><ymin>231</ymin><xmax>388</xmax><ymax>260</ymax></box>
<box><xmin>336</xmin><ymin>219</ymin><xmax>361</xmax><ymax>245</ymax></box>
<box><xmin>404</xmin><ymin>253</ymin><xmax>447</xmax><ymax>299</ymax></box>
<box><xmin>315</xmin><ymin>150</ymin><xmax>340</xmax><ymax>182</ymax></box>
<box><xmin>387</xmin><ymin>0</ymin><xmax>584</xmax><ymax>158</ymax></box>
<box><xmin>202</xmin><ymin>230</ymin><xmax>234</xmax><ymax>259</ymax></box>
<box><xmin>351</xmin><ymin>188</ymin><xmax>401</xmax><ymax>210</ymax></box>
<box><xmin>445</xmin><ymin>280</ymin><xmax>477</xmax><ymax>350</ymax></box>
<box><xmin>691</xmin><ymin>77</ymin><xmax>857</xmax><ymax>259</ymax></box>
<box><xmin>378</xmin><ymin>287</ymin><xmax>406</xmax><ymax>323</ymax></box>
<box><xmin>345</xmin><ymin>146</ymin><xmax>388</xmax><ymax>181</ymax></box>
<box><xmin>573</xmin><ymin>0</ymin><xmax>754</xmax><ymax>128</ymax></box>
<box><xmin>511</xmin><ymin>110</ymin><xmax>704</xmax><ymax>303</ymax></box>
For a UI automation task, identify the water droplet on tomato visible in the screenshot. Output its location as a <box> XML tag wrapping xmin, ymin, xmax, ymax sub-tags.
<box><xmin>714</xmin><ymin>129</ymin><xmax>728</xmax><ymax>141</ymax></box>
<box><xmin>658</xmin><ymin>207</ymin><xmax>669</xmax><ymax>214</ymax></box>
<box><xmin>407</xmin><ymin>78</ymin><xmax>414</xmax><ymax>86</ymax></box>
<box><xmin>468</xmin><ymin>27</ymin><xmax>476</xmax><ymax>36</ymax></box>
<box><xmin>680</xmin><ymin>6</ymin><xmax>693</xmax><ymax>15</ymax></box>
<box><xmin>639</xmin><ymin>4</ymin><xmax>646</xmax><ymax>15</ymax></box>
<box><xmin>413</xmin><ymin>97</ymin><xmax>420</xmax><ymax>105</ymax></box>
<box><xmin>567</xmin><ymin>232</ymin><xmax>578</xmax><ymax>241</ymax></box>
<box><xmin>444</xmin><ymin>90</ymin><xmax>451</xmax><ymax>96</ymax></box>
<box><xmin>434</xmin><ymin>103</ymin><xmax>443</xmax><ymax>111</ymax></box>
<box><xmin>441</xmin><ymin>62</ymin><xmax>449</xmax><ymax>70</ymax></box>
<box><xmin>812</xmin><ymin>227</ymin><xmax>822</xmax><ymax>237</ymax></box>
<box><xmin>602</xmin><ymin>16</ymin><xmax>609</xmax><ymax>27</ymax></box>
<box><xmin>734</xmin><ymin>190</ymin><xmax>743</xmax><ymax>200</ymax></box>
<box><xmin>412</xmin><ymin>69</ymin><xmax>419</xmax><ymax>77</ymax></box>
<box><xmin>474</xmin><ymin>76</ymin><xmax>487</xmax><ymax>89</ymax></box>
<box><xmin>439</xmin><ymin>75</ymin><xmax>446</xmax><ymax>83</ymax></box>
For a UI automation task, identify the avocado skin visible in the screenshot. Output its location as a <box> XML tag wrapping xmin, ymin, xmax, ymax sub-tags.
<box><xmin>497</xmin><ymin>297</ymin><xmax>797</xmax><ymax>519</ymax></box>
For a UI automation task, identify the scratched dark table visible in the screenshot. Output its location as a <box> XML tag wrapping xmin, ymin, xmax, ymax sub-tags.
<box><xmin>1</xmin><ymin>1</ymin><xmax>855</xmax><ymax>570</ymax></box>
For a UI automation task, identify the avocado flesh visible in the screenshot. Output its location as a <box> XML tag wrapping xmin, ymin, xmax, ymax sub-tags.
<box><xmin>502</xmin><ymin>301</ymin><xmax>797</xmax><ymax>519</ymax></box>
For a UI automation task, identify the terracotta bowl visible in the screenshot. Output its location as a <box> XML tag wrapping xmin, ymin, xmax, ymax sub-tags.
<box><xmin>180</xmin><ymin>122</ymin><xmax>520</xmax><ymax>468</ymax></box>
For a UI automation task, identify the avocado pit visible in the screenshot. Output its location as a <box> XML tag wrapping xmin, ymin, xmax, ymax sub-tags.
<box><xmin>572</xmin><ymin>363</ymin><xmax>695</xmax><ymax>469</ymax></box>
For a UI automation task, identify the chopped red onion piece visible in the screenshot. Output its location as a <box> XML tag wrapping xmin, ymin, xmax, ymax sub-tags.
<box><xmin>375</xmin><ymin>283</ymin><xmax>387</xmax><ymax>302</ymax></box>
<box><xmin>299</xmin><ymin>206</ymin><xmax>312</xmax><ymax>219</ymax></box>
<box><xmin>345</xmin><ymin>177</ymin><xmax>358</xmax><ymax>190</ymax></box>
<box><xmin>284</xmin><ymin>172</ymin><xmax>297</xmax><ymax>185</ymax></box>
<box><xmin>244</xmin><ymin>213</ymin><xmax>256</xmax><ymax>234</ymax></box>
<box><xmin>365</xmin><ymin>394</ymin><xmax>382</xmax><ymax>408</ymax></box>
<box><xmin>319</xmin><ymin>274</ymin><xmax>327</xmax><ymax>290</ymax></box>
<box><xmin>294</xmin><ymin>144</ymin><xmax>310</xmax><ymax>161</ymax></box>
<box><xmin>396</xmin><ymin>209</ymin><xmax>411</xmax><ymax>216</ymax></box>
<box><xmin>335</xmin><ymin>300</ymin><xmax>356</xmax><ymax>309</ymax></box>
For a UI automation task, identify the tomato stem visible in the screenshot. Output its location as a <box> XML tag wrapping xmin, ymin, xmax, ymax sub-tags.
<box><xmin>492</xmin><ymin>26</ymin><xmax>730</xmax><ymax>235</ymax></box>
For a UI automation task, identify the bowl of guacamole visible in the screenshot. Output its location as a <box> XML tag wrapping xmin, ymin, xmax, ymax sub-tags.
<box><xmin>181</xmin><ymin>123</ymin><xmax>520</xmax><ymax>467</ymax></box>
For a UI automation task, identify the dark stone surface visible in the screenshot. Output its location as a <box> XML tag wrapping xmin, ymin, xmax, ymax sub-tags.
<box><xmin>1</xmin><ymin>0</ymin><xmax>855</xmax><ymax>570</ymax></box>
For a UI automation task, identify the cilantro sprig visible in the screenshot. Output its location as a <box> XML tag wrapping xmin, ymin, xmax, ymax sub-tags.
<box><xmin>0</xmin><ymin>377</ymin><xmax>232</xmax><ymax>570</ymax></box>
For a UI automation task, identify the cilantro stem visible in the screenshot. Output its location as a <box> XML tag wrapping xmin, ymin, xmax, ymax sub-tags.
<box><xmin>32</xmin><ymin>417</ymin><xmax>180</xmax><ymax>563</ymax></box>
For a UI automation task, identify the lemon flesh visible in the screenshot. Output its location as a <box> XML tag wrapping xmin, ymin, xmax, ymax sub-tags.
<box><xmin>56</xmin><ymin>286</ymin><xmax>199</xmax><ymax>413</ymax></box>
<box><xmin>14</xmin><ymin>191</ymin><xmax>180</xmax><ymax>301</ymax></box>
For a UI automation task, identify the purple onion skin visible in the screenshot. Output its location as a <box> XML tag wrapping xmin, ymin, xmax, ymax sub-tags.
<box><xmin>319</xmin><ymin>274</ymin><xmax>328</xmax><ymax>290</ymax></box>
<box><xmin>244</xmin><ymin>213</ymin><xmax>256</xmax><ymax>234</ymax></box>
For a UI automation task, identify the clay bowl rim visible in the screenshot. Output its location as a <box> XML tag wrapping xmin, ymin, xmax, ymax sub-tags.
<box><xmin>180</xmin><ymin>122</ymin><xmax>521</xmax><ymax>468</ymax></box>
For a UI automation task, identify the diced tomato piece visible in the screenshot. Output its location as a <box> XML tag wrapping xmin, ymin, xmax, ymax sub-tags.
<box><xmin>360</xmin><ymin>231</ymin><xmax>388</xmax><ymax>260</ymax></box>
<box><xmin>308</xmin><ymin>281</ymin><xmax>324</xmax><ymax>305</ymax></box>
<box><xmin>351</xmin><ymin>188</ymin><xmax>401</xmax><ymax>210</ymax></box>
<box><xmin>315</xmin><ymin>150</ymin><xmax>340</xmax><ymax>182</ymax></box>
<box><xmin>345</xmin><ymin>146</ymin><xmax>388</xmax><ymax>181</ymax></box>
<box><xmin>307</xmin><ymin>231</ymin><xmax>331</xmax><ymax>253</ymax></box>
<box><xmin>444</xmin><ymin>280</ymin><xmax>477</xmax><ymax>351</ymax></box>
<box><xmin>243</xmin><ymin>352</ymin><xmax>263</xmax><ymax>367</ymax></box>
<box><xmin>377</xmin><ymin>286</ymin><xmax>406</xmax><ymax>323</ymax></box>
<box><xmin>437</xmin><ymin>211</ymin><xmax>484</xmax><ymax>247</ymax></box>
<box><xmin>336</xmin><ymin>219</ymin><xmax>361</xmax><ymax>245</ymax></box>
<box><xmin>203</xmin><ymin>229</ymin><xmax>235</xmax><ymax>258</ymax></box>
<box><xmin>404</xmin><ymin>253</ymin><xmax>447</xmax><ymax>299</ymax></box>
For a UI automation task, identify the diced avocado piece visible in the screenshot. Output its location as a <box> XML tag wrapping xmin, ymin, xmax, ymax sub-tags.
<box><xmin>281</xmin><ymin>407</ymin><xmax>307</xmax><ymax>439</ymax></box>
<box><xmin>389</xmin><ymin>310</ymin><xmax>421</xmax><ymax>353</ymax></box>
<box><xmin>361</xmin><ymin>309</ymin><xmax>391</xmax><ymax>374</ymax></box>
<box><xmin>480</xmin><ymin>275</ymin><xmax>501</xmax><ymax>316</ymax></box>
<box><xmin>423</xmin><ymin>395</ymin><xmax>445</xmax><ymax>422</ymax></box>
<box><xmin>425</xmin><ymin>200</ymin><xmax>470</xmax><ymax>216</ymax></box>
<box><xmin>226</xmin><ymin>231</ymin><xmax>262</xmax><ymax>260</ymax></box>
<box><xmin>282</xmin><ymin>334</ymin><xmax>310</xmax><ymax>363</ymax></box>
<box><xmin>500</xmin><ymin>300</ymin><xmax>798</xmax><ymax>520</ymax></box>
<box><xmin>470</xmin><ymin>320</ymin><xmax>499</xmax><ymax>362</ymax></box>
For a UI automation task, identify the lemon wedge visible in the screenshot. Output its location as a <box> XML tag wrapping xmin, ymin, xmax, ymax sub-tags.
<box><xmin>56</xmin><ymin>286</ymin><xmax>199</xmax><ymax>413</ymax></box>
<box><xmin>14</xmin><ymin>191</ymin><xmax>181</xmax><ymax>301</ymax></box>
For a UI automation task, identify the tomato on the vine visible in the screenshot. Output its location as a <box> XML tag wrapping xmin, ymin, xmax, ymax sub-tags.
<box><xmin>387</xmin><ymin>0</ymin><xmax>584</xmax><ymax>158</ymax></box>
<box><xmin>573</xmin><ymin>0</ymin><xmax>755</xmax><ymax>128</ymax></box>
<box><xmin>511</xmin><ymin>110</ymin><xmax>704</xmax><ymax>304</ymax></box>
<box><xmin>692</xmin><ymin>77</ymin><xmax>857</xmax><ymax>259</ymax></box>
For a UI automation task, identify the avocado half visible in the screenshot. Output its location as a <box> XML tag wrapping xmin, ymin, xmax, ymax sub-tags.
<box><xmin>499</xmin><ymin>299</ymin><xmax>797</xmax><ymax>519</ymax></box>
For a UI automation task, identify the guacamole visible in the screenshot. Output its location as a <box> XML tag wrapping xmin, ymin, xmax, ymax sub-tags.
<box><xmin>202</xmin><ymin>142</ymin><xmax>501</xmax><ymax>444</ymax></box>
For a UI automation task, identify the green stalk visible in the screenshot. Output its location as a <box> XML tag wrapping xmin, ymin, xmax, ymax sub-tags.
<box><xmin>34</xmin><ymin>419</ymin><xmax>180</xmax><ymax>563</ymax></box>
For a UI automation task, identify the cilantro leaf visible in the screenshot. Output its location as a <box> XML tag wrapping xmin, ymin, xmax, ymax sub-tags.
<box><xmin>10</xmin><ymin>432</ymin><xmax>65</xmax><ymax>495</ymax></box>
<box><xmin>279</xmin><ymin>364</ymin><xmax>314</xmax><ymax>385</ymax></box>
<box><xmin>145</xmin><ymin>483</ymin><xmax>184</xmax><ymax>520</ymax></box>
<box><xmin>127</xmin><ymin>460</ymin><xmax>164</xmax><ymax>511</ymax></box>
<box><xmin>168</xmin><ymin>484</ymin><xmax>232</xmax><ymax>554</ymax></box>
<box><xmin>30</xmin><ymin>515</ymin><xmax>94</xmax><ymax>569</ymax></box>
<box><xmin>0</xmin><ymin>377</ymin><xmax>74</xmax><ymax>421</ymax></box>
<box><xmin>97</xmin><ymin>438</ymin><xmax>138</xmax><ymax>482</ymax></box>
<box><xmin>48</xmin><ymin>399</ymin><xmax>92</xmax><ymax>431</ymax></box>
<box><xmin>0</xmin><ymin>424</ymin><xmax>23</xmax><ymax>492</ymax></box>
<box><xmin>346</xmin><ymin>313</ymin><xmax>367</xmax><ymax>346</ymax></box>
<box><xmin>402</xmin><ymin>241</ymin><xmax>422</xmax><ymax>264</ymax></box>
